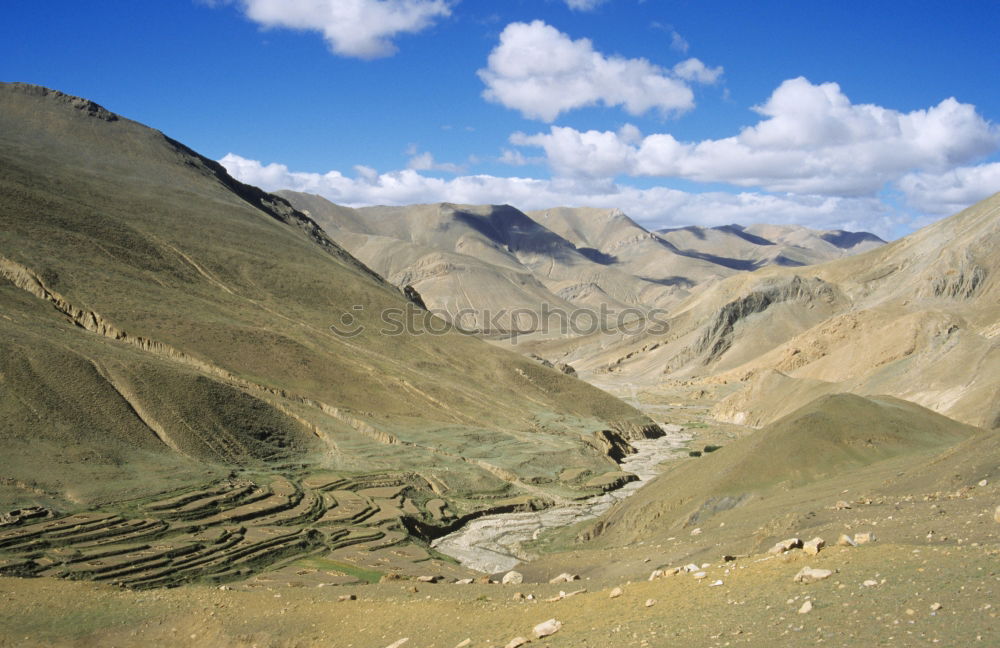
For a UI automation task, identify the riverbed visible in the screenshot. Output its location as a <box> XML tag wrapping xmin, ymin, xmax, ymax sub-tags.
<box><xmin>431</xmin><ymin>425</ymin><xmax>692</xmax><ymax>573</ymax></box>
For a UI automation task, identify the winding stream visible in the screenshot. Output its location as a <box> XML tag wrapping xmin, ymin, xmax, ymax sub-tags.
<box><xmin>431</xmin><ymin>425</ymin><xmax>691</xmax><ymax>573</ymax></box>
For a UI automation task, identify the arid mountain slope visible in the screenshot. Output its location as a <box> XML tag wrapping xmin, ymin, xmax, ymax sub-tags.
<box><xmin>278</xmin><ymin>193</ymin><xmax>678</xmax><ymax>333</ymax></box>
<box><xmin>657</xmin><ymin>222</ymin><xmax>885</xmax><ymax>268</ymax></box>
<box><xmin>279</xmin><ymin>194</ymin><xmax>882</xmax><ymax>337</ymax></box>
<box><xmin>585</xmin><ymin>393</ymin><xmax>986</xmax><ymax>549</ymax></box>
<box><xmin>562</xmin><ymin>192</ymin><xmax>1000</xmax><ymax>429</ymax></box>
<box><xmin>0</xmin><ymin>83</ymin><xmax>658</xmax><ymax>509</ymax></box>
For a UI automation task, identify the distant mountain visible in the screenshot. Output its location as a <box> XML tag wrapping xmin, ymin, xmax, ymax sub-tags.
<box><xmin>0</xmin><ymin>83</ymin><xmax>658</xmax><ymax>511</ymax></box>
<box><xmin>656</xmin><ymin>222</ymin><xmax>885</xmax><ymax>268</ymax></box>
<box><xmin>279</xmin><ymin>194</ymin><xmax>883</xmax><ymax>337</ymax></box>
<box><xmin>561</xmin><ymin>191</ymin><xmax>1000</xmax><ymax>430</ymax></box>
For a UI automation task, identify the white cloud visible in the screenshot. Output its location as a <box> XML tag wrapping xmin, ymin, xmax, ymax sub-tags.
<box><xmin>672</xmin><ymin>58</ymin><xmax>723</xmax><ymax>84</ymax></box>
<box><xmin>406</xmin><ymin>150</ymin><xmax>465</xmax><ymax>173</ymax></box>
<box><xmin>219</xmin><ymin>153</ymin><xmax>906</xmax><ymax>236</ymax></box>
<box><xmin>898</xmin><ymin>162</ymin><xmax>1000</xmax><ymax>215</ymax></box>
<box><xmin>511</xmin><ymin>77</ymin><xmax>1000</xmax><ymax>196</ymax></box>
<box><xmin>565</xmin><ymin>0</ymin><xmax>607</xmax><ymax>9</ymax></box>
<box><xmin>478</xmin><ymin>20</ymin><xmax>717</xmax><ymax>122</ymax></box>
<box><xmin>669</xmin><ymin>30</ymin><xmax>689</xmax><ymax>54</ymax></box>
<box><xmin>229</xmin><ymin>0</ymin><xmax>451</xmax><ymax>59</ymax></box>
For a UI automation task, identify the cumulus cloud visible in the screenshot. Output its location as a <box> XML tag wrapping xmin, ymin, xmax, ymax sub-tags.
<box><xmin>898</xmin><ymin>162</ymin><xmax>1000</xmax><ymax>215</ymax></box>
<box><xmin>511</xmin><ymin>77</ymin><xmax>1000</xmax><ymax>196</ymax></box>
<box><xmin>672</xmin><ymin>58</ymin><xmax>723</xmax><ymax>84</ymax></box>
<box><xmin>228</xmin><ymin>0</ymin><xmax>451</xmax><ymax>59</ymax></box>
<box><xmin>478</xmin><ymin>20</ymin><xmax>720</xmax><ymax>122</ymax></box>
<box><xmin>219</xmin><ymin>153</ymin><xmax>905</xmax><ymax>236</ymax></box>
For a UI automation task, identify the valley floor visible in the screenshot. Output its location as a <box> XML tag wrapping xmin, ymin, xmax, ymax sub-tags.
<box><xmin>1</xmin><ymin>383</ymin><xmax>996</xmax><ymax>647</ymax></box>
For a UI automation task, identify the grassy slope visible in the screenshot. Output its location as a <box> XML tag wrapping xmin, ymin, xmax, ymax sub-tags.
<box><xmin>585</xmin><ymin>394</ymin><xmax>982</xmax><ymax>548</ymax></box>
<box><xmin>0</xmin><ymin>83</ymin><xmax>655</xmax><ymax>508</ymax></box>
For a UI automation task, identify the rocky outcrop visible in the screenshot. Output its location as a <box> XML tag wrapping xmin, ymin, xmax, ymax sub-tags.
<box><xmin>694</xmin><ymin>276</ymin><xmax>839</xmax><ymax>365</ymax></box>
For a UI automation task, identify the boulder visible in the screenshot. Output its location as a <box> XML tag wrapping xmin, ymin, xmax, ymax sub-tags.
<box><xmin>803</xmin><ymin>537</ymin><xmax>825</xmax><ymax>555</ymax></box>
<box><xmin>533</xmin><ymin>619</ymin><xmax>562</xmax><ymax>638</ymax></box>
<box><xmin>836</xmin><ymin>534</ymin><xmax>857</xmax><ymax>547</ymax></box>
<box><xmin>793</xmin><ymin>567</ymin><xmax>833</xmax><ymax>584</ymax></box>
<box><xmin>768</xmin><ymin>537</ymin><xmax>803</xmax><ymax>554</ymax></box>
<box><xmin>502</xmin><ymin>571</ymin><xmax>524</xmax><ymax>585</ymax></box>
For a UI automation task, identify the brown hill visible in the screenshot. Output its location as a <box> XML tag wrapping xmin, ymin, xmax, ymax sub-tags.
<box><xmin>0</xmin><ymin>82</ymin><xmax>658</xmax><ymax>509</ymax></box>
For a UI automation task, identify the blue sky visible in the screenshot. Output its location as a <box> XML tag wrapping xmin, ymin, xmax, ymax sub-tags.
<box><xmin>3</xmin><ymin>1</ymin><xmax>1000</xmax><ymax>237</ymax></box>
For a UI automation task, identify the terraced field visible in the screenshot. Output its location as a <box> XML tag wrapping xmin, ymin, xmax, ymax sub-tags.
<box><xmin>0</xmin><ymin>471</ymin><xmax>506</xmax><ymax>589</ymax></box>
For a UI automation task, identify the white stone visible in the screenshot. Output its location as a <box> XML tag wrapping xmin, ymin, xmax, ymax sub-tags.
<box><xmin>645</xmin><ymin>598</ymin><xmax>657</xmax><ymax>607</ymax></box>
<box><xmin>533</xmin><ymin>618</ymin><xmax>562</xmax><ymax>639</ymax></box>
<box><xmin>504</xmin><ymin>637</ymin><xmax>529</xmax><ymax>648</ymax></box>
<box><xmin>548</xmin><ymin>572</ymin><xmax>579</xmax><ymax>584</ymax></box>
<box><xmin>384</xmin><ymin>640</ymin><xmax>409</xmax><ymax>648</ymax></box>
<box><xmin>798</xmin><ymin>600</ymin><xmax>813</xmax><ymax>614</ymax></box>
<box><xmin>837</xmin><ymin>534</ymin><xmax>857</xmax><ymax>547</ymax></box>
<box><xmin>502</xmin><ymin>571</ymin><xmax>523</xmax><ymax>585</ymax></box>
<box><xmin>693</xmin><ymin>571</ymin><xmax>707</xmax><ymax>580</ymax></box>
<box><xmin>854</xmin><ymin>532</ymin><xmax>877</xmax><ymax>545</ymax></box>
<box><xmin>609</xmin><ymin>586</ymin><xmax>623</xmax><ymax>598</ymax></box>
<box><xmin>793</xmin><ymin>567</ymin><xmax>833</xmax><ymax>584</ymax></box>
<box><xmin>862</xmin><ymin>579</ymin><xmax>879</xmax><ymax>588</ymax></box>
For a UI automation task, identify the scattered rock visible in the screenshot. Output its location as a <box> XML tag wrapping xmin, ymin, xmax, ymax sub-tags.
<box><xmin>648</xmin><ymin>569</ymin><xmax>663</xmax><ymax>580</ymax></box>
<box><xmin>385</xmin><ymin>640</ymin><xmax>409</xmax><ymax>648</ymax></box>
<box><xmin>502</xmin><ymin>571</ymin><xmax>524</xmax><ymax>585</ymax></box>
<box><xmin>645</xmin><ymin>598</ymin><xmax>657</xmax><ymax>607</ymax></box>
<box><xmin>693</xmin><ymin>571</ymin><xmax>708</xmax><ymax>580</ymax></box>
<box><xmin>408</xmin><ymin>586</ymin><xmax>419</xmax><ymax>593</ymax></box>
<box><xmin>380</xmin><ymin>573</ymin><xmax>403</xmax><ymax>583</ymax></box>
<box><xmin>549</xmin><ymin>573</ymin><xmax>579</xmax><ymax>584</ymax></box>
<box><xmin>931</xmin><ymin>602</ymin><xmax>943</xmax><ymax>611</ymax></box>
<box><xmin>794</xmin><ymin>567</ymin><xmax>833</xmax><ymax>584</ymax></box>
<box><xmin>454</xmin><ymin>640</ymin><xmax>471</xmax><ymax>648</ymax></box>
<box><xmin>798</xmin><ymin>600</ymin><xmax>813</xmax><ymax>614</ymax></box>
<box><xmin>513</xmin><ymin>592</ymin><xmax>525</xmax><ymax>601</ymax></box>
<box><xmin>837</xmin><ymin>534</ymin><xmax>857</xmax><ymax>547</ymax></box>
<box><xmin>769</xmin><ymin>537</ymin><xmax>803</xmax><ymax>554</ymax></box>
<box><xmin>803</xmin><ymin>537</ymin><xmax>825</xmax><ymax>556</ymax></box>
<box><xmin>862</xmin><ymin>579</ymin><xmax>879</xmax><ymax>588</ymax></box>
<box><xmin>690</xmin><ymin>527</ymin><xmax>702</xmax><ymax>536</ymax></box>
<box><xmin>505</xmin><ymin>638</ymin><xmax>530</xmax><ymax>648</ymax></box>
<box><xmin>994</xmin><ymin>505</ymin><xmax>1000</xmax><ymax>524</ymax></box>
<box><xmin>337</xmin><ymin>594</ymin><xmax>356</xmax><ymax>602</ymax></box>
<box><xmin>609</xmin><ymin>586</ymin><xmax>623</xmax><ymax>598</ymax></box>
<box><xmin>708</xmin><ymin>580</ymin><xmax>724</xmax><ymax>587</ymax></box>
<box><xmin>978</xmin><ymin>479</ymin><xmax>988</xmax><ymax>487</ymax></box>
<box><xmin>454</xmin><ymin>578</ymin><xmax>474</xmax><ymax>585</ymax></box>
<box><xmin>683</xmin><ymin>563</ymin><xmax>700</xmax><ymax>573</ymax></box>
<box><xmin>417</xmin><ymin>575</ymin><xmax>442</xmax><ymax>583</ymax></box>
<box><xmin>533</xmin><ymin>619</ymin><xmax>562</xmax><ymax>639</ymax></box>
<box><xmin>854</xmin><ymin>532</ymin><xmax>877</xmax><ymax>545</ymax></box>
<box><xmin>835</xmin><ymin>500</ymin><xmax>852</xmax><ymax>510</ymax></box>
<box><xmin>218</xmin><ymin>585</ymin><xmax>231</xmax><ymax>591</ymax></box>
